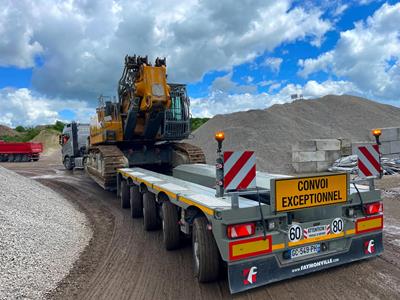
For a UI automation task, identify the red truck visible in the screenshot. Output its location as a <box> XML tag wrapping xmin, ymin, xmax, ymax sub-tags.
<box><xmin>0</xmin><ymin>140</ymin><xmax>43</xmax><ymax>162</ymax></box>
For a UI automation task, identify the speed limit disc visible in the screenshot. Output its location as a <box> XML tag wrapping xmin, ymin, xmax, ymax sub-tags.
<box><xmin>288</xmin><ymin>224</ymin><xmax>302</xmax><ymax>242</ymax></box>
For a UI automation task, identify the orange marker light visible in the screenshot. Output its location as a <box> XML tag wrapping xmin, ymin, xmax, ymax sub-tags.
<box><xmin>215</xmin><ymin>131</ymin><xmax>225</xmax><ymax>142</ymax></box>
<box><xmin>372</xmin><ymin>129</ymin><xmax>381</xmax><ymax>137</ymax></box>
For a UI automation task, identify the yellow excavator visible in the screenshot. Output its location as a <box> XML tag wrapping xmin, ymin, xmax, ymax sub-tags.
<box><xmin>86</xmin><ymin>55</ymin><xmax>205</xmax><ymax>190</ymax></box>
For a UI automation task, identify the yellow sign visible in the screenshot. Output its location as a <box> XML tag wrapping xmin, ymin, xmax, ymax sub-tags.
<box><xmin>274</xmin><ymin>173</ymin><xmax>348</xmax><ymax>212</ymax></box>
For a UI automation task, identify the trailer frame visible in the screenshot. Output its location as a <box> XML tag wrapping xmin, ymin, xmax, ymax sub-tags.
<box><xmin>116</xmin><ymin>165</ymin><xmax>383</xmax><ymax>294</ymax></box>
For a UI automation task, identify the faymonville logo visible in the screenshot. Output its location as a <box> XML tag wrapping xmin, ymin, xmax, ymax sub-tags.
<box><xmin>291</xmin><ymin>258</ymin><xmax>340</xmax><ymax>273</ymax></box>
<box><xmin>243</xmin><ymin>266</ymin><xmax>258</xmax><ymax>285</ymax></box>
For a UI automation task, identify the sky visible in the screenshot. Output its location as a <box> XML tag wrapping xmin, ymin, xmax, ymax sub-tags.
<box><xmin>0</xmin><ymin>0</ymin><xmax>399</xmax><ymax>127</ymax></box>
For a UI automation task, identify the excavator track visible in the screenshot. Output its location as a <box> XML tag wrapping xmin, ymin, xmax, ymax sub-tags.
<box><xmin>85</xmin><ymin>145</ymin><xmax>128</xmax><ymax>191</ymax></box>
<box><xmin>173</xmin><ymin>142</ymin><xmax>206</xmax><ymax>164</ymax></box>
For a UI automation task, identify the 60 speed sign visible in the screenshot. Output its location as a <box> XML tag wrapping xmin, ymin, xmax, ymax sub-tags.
<box><xmin>288</xmin><ymin>224</ymin><xmax>302</xmax><ymax>242</ymax></box>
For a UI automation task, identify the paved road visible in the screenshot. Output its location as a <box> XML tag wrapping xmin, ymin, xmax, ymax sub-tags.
<box><xmin>3</xmin><ymin>155</ymin><xmax>400</xmax><ymax>300</ymax></box>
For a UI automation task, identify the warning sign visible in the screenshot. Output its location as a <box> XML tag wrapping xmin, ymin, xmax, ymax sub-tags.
<box><xmin>274</xmin><ymin>174</ymin><xmax>348</xmax><ymax>212</ymax></box>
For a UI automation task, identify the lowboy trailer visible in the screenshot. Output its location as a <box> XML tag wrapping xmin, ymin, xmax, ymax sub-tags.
<box><xmin>116</xmin><ymin>134</ymin><xmax>383</xmax><ymax>294</ymax></box>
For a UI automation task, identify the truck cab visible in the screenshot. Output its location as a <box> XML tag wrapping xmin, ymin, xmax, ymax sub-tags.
<box><xmin>60</xmin><ymin>122</ymin><xmax>90</xmax><ymax>170</ymax></box>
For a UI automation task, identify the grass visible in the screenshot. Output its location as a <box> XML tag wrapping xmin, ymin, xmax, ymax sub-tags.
<box><xmin>0</xmin><ymin>121</ymin><xmax>65</xmax><ymax>142</ymax></box>
<box><xmin>191</xmin><ymin>117</ymin><xmax>209</xmax><ymax>131</ymax></box>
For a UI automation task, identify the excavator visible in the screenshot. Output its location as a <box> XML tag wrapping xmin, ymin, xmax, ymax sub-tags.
<box><xmin>85</xmin><ymin>55</ymin><xmax>205</xmax><ymax>190</ymax></box>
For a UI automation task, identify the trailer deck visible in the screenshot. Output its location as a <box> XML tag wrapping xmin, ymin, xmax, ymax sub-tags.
<box><xmin>118</xmin><ymin>167</ymin><xmax>263</xmax><ymax>215</ymax></box>
<box><xmin>117</xmin><ymin>165</ymin><xmax>383</xmax><ymax>293</ymax></box>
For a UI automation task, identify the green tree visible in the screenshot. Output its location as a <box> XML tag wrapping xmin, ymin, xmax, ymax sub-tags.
<box><xmin>52</xmin><ymin>120</ymin><xmax>65</xmax><ymax>132</ymax></box>
<box><xmin>15</xmin><ymin>126</ymin><xmax>26</xmax><ymax>132</ymax></box>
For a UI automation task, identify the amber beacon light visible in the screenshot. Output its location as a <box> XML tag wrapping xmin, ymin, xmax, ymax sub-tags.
<box><xmin>372</xmin><ymin>128</ymin><xmax>382</xmax><ymax>145</ymax></box>
<box><xmin>215</xmin><ymin>131</ymin><xmax>225</xmax><ymax>142</ymax></box>
<box><xmin>372</xmin><ymin>129</ymin><xmax>381</xmax><ymax>137</ymax></box>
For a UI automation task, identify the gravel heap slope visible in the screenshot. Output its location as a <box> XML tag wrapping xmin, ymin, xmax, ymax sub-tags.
<box><xmin>189</xmin><ymin>95</ymin><xmax>400</xmax><ymax>174</ymax></box>
<box><xmin>0</xmin><ymin>166</ymin><xmax>92</xmax><ymax>299</ymax></box>
<box><xmin>0</xmin><ymin>125</ymin><xmax>18</xmax><ymax>137</ymax></box>
<box><xmin>31</xmin><ymin>129</ymin><xmax>61</xmax><ymax>155</ymax></box>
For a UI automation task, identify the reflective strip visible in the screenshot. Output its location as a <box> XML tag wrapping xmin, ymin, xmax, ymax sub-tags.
<box><xmin>152</xmin><ymin>186</ymin><xmax>176</xmax><ymax>199</ymax></box>
<box><xmin>272</xmin><ymin>243</ymin><xmax>285</xmax><ymax>251</ymax></box>
<box><xmin>118</xmin><ymin>170</ymin><xmax>215</xmax><ymax>216</ymax></box>
<box><xmin>356</xmin><ymin>215</ymin><xmax>383</xmax><ymax>234</ymax></box>
<box><xmin>179</xmin><ymin>196</ymin><xmax>214</xmax><ymax>216</ymax></box>
<box><xmin>288</xmin><ymin>232</ymin><xmax>344</xmax><ymax>247</ymax></box>
<box><xmin>346</xmin><ymin>229</ymin><xmax>355</xmax><ymax>235</ymax></box>
<box><xmin>229</xmin><ymin>236</ymin><xmax>272</xmax><ymax>261</ymax></box>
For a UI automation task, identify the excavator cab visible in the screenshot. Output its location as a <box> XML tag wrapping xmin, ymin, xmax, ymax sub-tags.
<box><xmin>163</xmin><ymin>84</ymin><xmax>190</xmax><ymax>140</ymax></box>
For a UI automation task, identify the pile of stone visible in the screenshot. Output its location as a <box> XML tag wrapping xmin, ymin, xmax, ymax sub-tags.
<box><xmin>0</xmin><ymin>167</ymin><xmax>92</xmax><ymax>299</ymax></box>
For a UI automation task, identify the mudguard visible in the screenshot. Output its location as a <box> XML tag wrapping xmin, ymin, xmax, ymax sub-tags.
<box><xmin>228</xmin><ymin>233</ymin><xmax>383</xmax><ymax>293</ymax></box>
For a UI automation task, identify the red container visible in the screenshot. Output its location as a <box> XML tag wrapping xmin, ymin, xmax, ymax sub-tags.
<box><xmin>0</xmin><ymin>141</ymin><xmax>43</xmax><ymax>162</ymax></box>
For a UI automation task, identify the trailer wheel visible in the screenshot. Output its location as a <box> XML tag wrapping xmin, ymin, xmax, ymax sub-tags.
<box><xmin>63</xmin><ymin>156</ymin><xmax>73</xmax><ymax>170</ymax></box>
<box><xmin>130</xmin><ymin>185</ymin><xmax>143</xmax><ymax>218</ymax></box>
<box><xmin>120</xmin><ymin>180</ymin><xmax>130</xmax><ymax>209</ymax></box>
<box><xmin>143</xmin><ymin>192</ymin><xmax>159</xmax><ymax>231</ymax></box>
<box><xmin>162</xmin><ymin>201</ymin><xmax>180</xmax><ymax>250</ymax></box>
<box><xmin>14</xmin><ymin>154</ymin><xmax>22</xmax><ymax>162</ymax></box>
<box><xmin>22</xmin><ymin>155</ymin><xmax>29</xmax><ymax>162</ymax></box>
<box><xmin>192</xmin><ymin>217</ymin><xmax>220</xmax><ymax>282</ymax></box>
<box><xmin>8</xmin><ymin>154</ymin><xmax>14</xmax><ymax>162</ymax></box>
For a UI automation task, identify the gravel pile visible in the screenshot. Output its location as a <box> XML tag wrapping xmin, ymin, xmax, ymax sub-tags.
<box><xmin>0</xmin><ymin>166</ymin><xmax>92</xmax><ymax>299</ymax></box>
<box><xmin>189</xmin><ymin>95</ymin><xmax>400</xmax><ymax>174</ymax></box>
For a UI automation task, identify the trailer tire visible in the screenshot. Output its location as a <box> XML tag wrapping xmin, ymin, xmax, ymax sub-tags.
<box><xmin>8</xmin><ymin>154</ymin><xmax>14</xmax><ymax>162</ymax></box>
<box><xmin>14</xmin><ymin>154</ymin><xmax>22</xmax><ymax>162</ymax></box>
<box><xmin>143</xmin><ymin>192</ymin><xmax>159</xmax><ymax>231</ymax></box>
<box><xmin>162</xmin><ymin>201</ymin><xmax>180</xmax><ymax>250</ymax></box>
<box><xmin>192</xmin><ymin>217</ymin><xmax>220</xmax><ymax>282</ymax></box>
<box><xmin>130</xmin><ymin>185</ymin><xmax>143</xmax><ymax>218</ymax></box>
<box><xmin>120</xmin><ymin>180</ymin><xmax>130</xmax><ymax>209</ymax></box>
<box><xmin>63</xmin><ymin>156</ymin><xmax>73</xmax><ymax>170</ymax></box>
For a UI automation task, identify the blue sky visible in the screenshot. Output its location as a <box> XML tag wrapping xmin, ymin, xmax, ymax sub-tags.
<box><xmin>0</xmin><ymin>0</ymin><xmax>399</xmax><ymax>126</ymax></box>
<box><xmin>188</xmin><ymin>0</ymin><xmax>398</xmax><ymax>98</ymax></box>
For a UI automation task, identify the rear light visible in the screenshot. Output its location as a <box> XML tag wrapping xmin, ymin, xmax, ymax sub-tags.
<box><xmin>227</xmin><ymin>222</ymin><xmax>255</xmax><ymax>239</ymax></box>
<box><xmin>364</xmin><ymin>202</ymin><xmax>383</xmax><ymax>215</ymax></box>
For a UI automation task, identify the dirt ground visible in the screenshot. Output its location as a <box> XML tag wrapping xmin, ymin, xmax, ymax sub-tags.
<box><xmin>2</xmin><ymin>153</ymin><xmax>400</xmax><ymax>300</ymax></box>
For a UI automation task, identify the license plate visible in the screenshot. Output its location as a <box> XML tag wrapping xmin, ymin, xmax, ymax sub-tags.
<box><xmin>291</xmin><ymin>244</ymin><xmax>321</xmax><ymax>259</ymax></box>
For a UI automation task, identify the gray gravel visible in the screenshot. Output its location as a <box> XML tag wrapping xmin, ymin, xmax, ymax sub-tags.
<box><xmin>190</xmin><ymin>95</ymin><xmax>400</xmax><ymax>174</ymax></box>
<box><xmin>0</xmin><ymin>166</ymin><xmax>92</xmax><ymax>299</ymax></box>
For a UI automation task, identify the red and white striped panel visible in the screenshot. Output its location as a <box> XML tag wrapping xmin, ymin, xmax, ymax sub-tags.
<box><xmin>223</xmin><ymin>151</ymin><xmax>256</xmax><ymax>191</ymax></box>
<box><xmin>356</xmin><ymin>144</ymin><xmax>381</xmax><ymax>178</ymax></box>
<box><xmin>303</xmin><ymin>228</ymin><xmax>308</xmax><ymax>239</ymax></box>
<box><xmin>326</xmin><ymin>224</ymin><xmax>331</xmax><ymax>235</ymax></box>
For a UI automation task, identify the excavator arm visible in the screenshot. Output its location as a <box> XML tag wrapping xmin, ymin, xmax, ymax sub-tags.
<box><xmin>118</xmin><ymin>55</ymin><xmax>171</xmax><ymax>140</ymax></box>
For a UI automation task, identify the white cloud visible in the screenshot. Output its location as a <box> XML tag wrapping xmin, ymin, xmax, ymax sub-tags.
<box><xmin>333</xmin><ymin>4</ymin><xmax>349</xmax><ymax>17</ymax></box>
<box><xmin>0</xmin><ymin>0</ymin><xmax>331</xmax><ymax>101</ymax></box>
<box><xmin>0</xmin><ymin>88</ymin><xmax>94</xmax><ymax>127</ymax></box>
<box><xmin>268</xmin><ymin>82</ymin><xmax>282</xmax><ymax>93</ymax></box>
<box><xmin>0</xmin><ymin>2</ymin><xmax>43</xmax><ymax>67</ymax></box>
<box><xmin>192</xmin><ymin>79</ymin><xmax>360</xmax><ymax>117</ymax></box>
<box><xmin>298</xmin><ymin>2</ymin><xmax>400</xmax><ymax>100</ymax></box>
<box><xmin>302</xmin><ymin>80</ymin><xmax>359</xmax><ymax>97</ymax></box>
<box><xmin>263</xmin><ymin>57</ymin><xmax>283</xmax><ymax>73</ymax></box>
<box><xmin>211</xmin><ymin>73</ymin><xmax>257</xmax><ymax>94</ymax></box>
